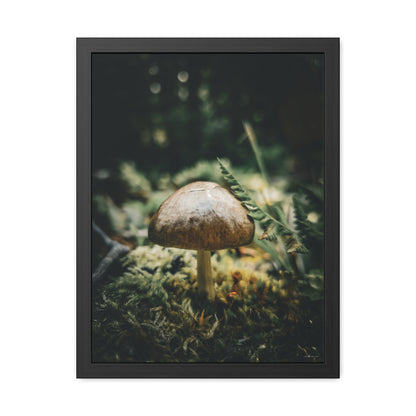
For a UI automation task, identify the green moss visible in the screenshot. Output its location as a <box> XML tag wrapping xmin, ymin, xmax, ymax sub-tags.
<box><xmin>93</xmin><ymin>245</ymin><xmax>323</xmax><ymax>363</ymax></box>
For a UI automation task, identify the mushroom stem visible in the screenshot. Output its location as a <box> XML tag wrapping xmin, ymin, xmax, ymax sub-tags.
<box><xmin>196</xmin><ymin>250</ymin><xmax>215</xmax><ymax>301</ymax></box>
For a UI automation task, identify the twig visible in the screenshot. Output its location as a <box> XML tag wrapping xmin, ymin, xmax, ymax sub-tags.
<box><xmin>92</xmin><ymin>222</ymin><xmax>130</xmax><ymax>285</ymax></box>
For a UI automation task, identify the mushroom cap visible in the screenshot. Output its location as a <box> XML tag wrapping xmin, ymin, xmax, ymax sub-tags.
<box><xmin>148</xmin><ymin>181</ymin><xmax>255</xmax><ymax>251</ymax></box>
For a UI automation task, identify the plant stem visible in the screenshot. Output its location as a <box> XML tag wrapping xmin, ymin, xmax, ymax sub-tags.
<box><xmin>197</xmin><ymin>250</ymin><xmax>215</xmax><ymax>301</ymax></box>
<box><xmin>243</xmin><ymin>121</ymin><xmax>269</xmax><ymax>185</ymax></box>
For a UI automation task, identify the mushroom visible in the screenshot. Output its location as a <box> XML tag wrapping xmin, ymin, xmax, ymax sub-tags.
<box><xmin>148</xmin><ymin>181</ymin><xmax>255</xmax><ymax>301</ymax></box>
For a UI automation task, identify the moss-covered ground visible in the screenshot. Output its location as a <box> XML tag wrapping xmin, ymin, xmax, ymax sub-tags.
<box><xmin>93</xmin><ymin>245</ymin><xmax>323</xmax><ymax>363</ymax></box>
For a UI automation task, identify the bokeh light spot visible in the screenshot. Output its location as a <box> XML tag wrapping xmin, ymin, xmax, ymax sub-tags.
<box><xmin>307</xmin><ymin>212</ymin><xmax>319</xmax><ymax>223</ymax></box>
<box><xmin>177</xmin><ymin>70</ymin><xmax>189</xmax><ymax>83</ymax></box>
<box><xmin>178</xmin><ymin>86</ymin><xmax>189</xmax><ymax>101</ymax></box>
<box><xmin>150</xmin><ymin>82</ymin><xmax>161</xmax><ymax>94</ymax></box>
<box><xmin>197</xmin><ymin>85</ymin><xmax>209</xmax><ymax>101</ymax></box>
<box><xmin>148</xmin><ymin>65</ymin><xmax>159</xmax><ymax>76</ymax></box>
<box><xmin>153</xmin><ymin>129</ymin><xmax>168</xmax><ymax>147</ymax></box>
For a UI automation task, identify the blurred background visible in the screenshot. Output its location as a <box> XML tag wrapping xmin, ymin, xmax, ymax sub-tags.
<box><xmin>92</xmin><ymin>53</ymin><xmax>324</xmax><ymax>242</ymax></box>
<box><xmin>93</xmin><ymin>53</ymin><xmax>323</xmax><ymax>177</ymax></box>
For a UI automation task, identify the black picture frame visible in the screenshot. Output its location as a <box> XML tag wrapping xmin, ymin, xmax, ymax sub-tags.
<box><xmin>77</xmin><ymin>37</ymin><xmax>339</xmax><ymax>378</ymax></box>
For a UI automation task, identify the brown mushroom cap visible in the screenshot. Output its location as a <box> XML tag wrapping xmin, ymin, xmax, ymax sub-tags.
<box><xmin>148</xmin><ymin>181</ymin><xmax>255</xmax><ymax>251</ymax></box>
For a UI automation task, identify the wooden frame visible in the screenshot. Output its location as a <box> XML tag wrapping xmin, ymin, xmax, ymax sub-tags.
<box><xmin>77</xmin><ymin>38</ymin><xmax>339</xmax><ymax>378</ymax></box>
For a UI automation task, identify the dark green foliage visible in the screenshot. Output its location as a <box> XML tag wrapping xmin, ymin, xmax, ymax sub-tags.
<box><xmin>172</xmin><ymin>159</ymin><xmax>228</xmax><ymax>187</ymax></box>
<box><xmin>298</xmin><ymin>184</ymin><xmax>324</xmax><ymax>213</ymax></box>
<box><xmin>292</xmin><ymin>189</ymin><xmax>324</xmax><ymax>270</ymax></box>
<box><xmin>293</xmin><ymin>195</ymin><xmax>323</xmax><ymax>247</ymax></box>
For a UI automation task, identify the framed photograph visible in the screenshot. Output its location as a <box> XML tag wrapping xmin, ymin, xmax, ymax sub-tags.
<box><xmin>77</xmin><ymin>38</ymin><xmax>339</xmax><ymax>378</ymax></box>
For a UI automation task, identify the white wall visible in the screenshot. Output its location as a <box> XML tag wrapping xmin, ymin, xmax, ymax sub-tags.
<box><xmin>1</xmin><ymin>1</ymin><xmax>415</xmax><ymax>415</ymax></box>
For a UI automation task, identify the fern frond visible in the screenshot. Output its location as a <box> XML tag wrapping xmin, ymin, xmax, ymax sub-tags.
<box><xmin>218</xmin><ymin>158</ymin><xmax>277</xmax><ymax>240</ymax></box>
<box><xmin>292</xmin><ymin>196</ymin><xmax>323</xmax><ymax>246</ymax></box>
<box><xmin>298</xmin><ymin>184</ymin><xmax>324</xmax><ymax>213</ymax></box>
<box><xmin>285</xmin><ymin>235</ymin><xmax>309</xmax><ymax>254</ymax></box>
<box><xmin>217</xmin><ymin>158</ymin><xmax>303</xmax><ymax>249</ymax></box>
